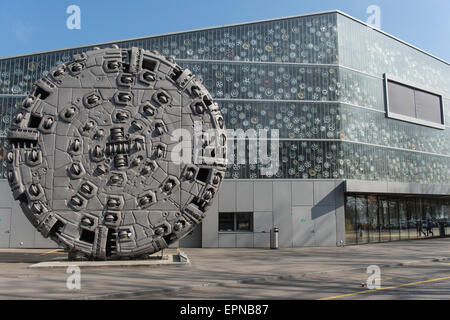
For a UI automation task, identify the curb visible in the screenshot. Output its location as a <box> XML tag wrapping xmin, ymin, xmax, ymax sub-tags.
<box><xmin>76</xmin><ymin>255</ymin><xmax>450</xmax><ymax>300</ymax></box>
<box><xmin>29</xmin><ymin>255</ymin><xmax>189</xmax><ymax>269</ymax></box>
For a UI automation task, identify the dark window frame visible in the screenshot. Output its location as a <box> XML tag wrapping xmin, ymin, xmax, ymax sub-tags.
<box><xmin>384</xmin><ymin>74</ymin><xmax>445</xmax><ymax>130</ymax></box>
<box><xmin>218</xmin><ymin>212</ymin><xmax>254</xmax><ymax>232</ymax></box>
<box><xmin>344</xmin><ymin>193</ymin><xmax>450</xmax><ymax>245</ymax></box>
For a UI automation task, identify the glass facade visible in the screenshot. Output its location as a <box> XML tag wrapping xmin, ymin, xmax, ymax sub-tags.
<box><xmin>0</xmin><ymin>11</ymin><xmax>449</xmax><ymax>246</ymax></box>
<box><xmin>337</xmin><ymin>15</ymin><xmax>450</xmax><ymax>97</ymax></box>
<box><xmin>0</xmin><ymin>11</ymin><xmax>448</xmax><ymax>183</ymax></box>
<box><xmin>0</xmin><ymin>12</ymin><xmax>340</xmax><ymax>180</ymax></box>
<box><xmin>345</xmin><ymin>194</ymin><xmax>450</xmax><ymax>244</ymax></box>
<box><xmin>336</xmin><ymin>14</ymin><xmax>450</xmax><ymax>186</ymax></box>
<box><xmin>219</xmin><ymin>212</ymin><xmax>254</xmax><ymax>232</ymax></box>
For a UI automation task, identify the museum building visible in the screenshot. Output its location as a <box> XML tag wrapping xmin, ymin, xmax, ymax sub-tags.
<box><xmin>0</xmin><ymin>10</ymin><xmax>449</xmax><ymax>249</ymax></box>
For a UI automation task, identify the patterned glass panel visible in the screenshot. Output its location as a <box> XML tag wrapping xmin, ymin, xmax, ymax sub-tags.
<box><xmin>181</xmin><ymin>62</ymin><xmax>339</xmax><ymax>101</ymax></box>
<box><xmin>219</xmin><ymin>101</ymin><xmax>342</xmax><ymax>139</ymax></box>
<box><xmin>225</xmin><ymin>140</ymin><xmax>344</xmax><ymax>179</ymax></box>
<box><xmin>0</xmin><ymin>12</ymin><xmax>449</xmax><ymax>184</ymax></box>
<box><xmin>0</xmin><ymin>13</ymin><xmax>338</xmax><ymax>95</ymax></box>
<box><xmin>337</xmin><ymin>14</ymin><xmax>450</xmax><ymax>97</ymax></box>
<box><xmin>339</xmin><ymin>104</ymin><xmax>450</xmax><ymax>156</ymax></box>
<box><xmin>341</xmin><ymin>142</ymin><xmax>450</xmax><ymax>184</ymax></box>
<box><xmin>0</xmin><ymin>138</ymin><xmax>7</xmax><ymax>179</ymax></box>
<box><xmin>0</xmin><ymin>96</ymin><xmax>21</xmax><ymax>137</ymax></box>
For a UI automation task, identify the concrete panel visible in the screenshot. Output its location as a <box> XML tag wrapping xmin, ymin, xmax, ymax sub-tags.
<box><xmin>179</xmin><ymin>223</ymin><xmax>202</xmax><ymax>248</ymax></box>
<box><xmin>346</xmin><ymin>180</ymin><xmax>388</xmax><ymax>194</ymax></box>
<box><xmin>0</xmin><ymin>182</ymin><xmax>13</xmax><ymax>208</ymax></box>
<box><xmin>236</xmin><ymin>182</ymin><xmax>253</xmax><ymax>212</ymax></box>
<box><xmin>236</xmin><ymin>233</ymin><xmax>253</xmax><ymax>247</ymax></box>
<box><xmin>419</xmin><ymin>184</ymin><xmax>450</xmax><ymax>195</ymax></box>
<box><xmin>387</xmin><ymin>182</ymin><xmax>422</xmax><ymax>194</ymax></box>
<box><xmin>218</xmin><ymin>233</ymin><xmax>236</xmax><ymax>248</ymax></box>
<box><xmin>273</xmin><ymin>181</ymin><xmax>292</xmax><ymax>248</ymax></box>
<box><xmin>253</xmin><ymin>232</ymin><xmax>270</xmax><ymax>248</ymax></box>
<box><xmin>335</xmin><ymin>205</ymin><xmax>345</xmax><ymax>246</ymax></box>
<box><xmin>387</xmin><ymin>181</ymin><xmax>450</xmax><ymax>195</ymax></box>
<box><xmin>335</xmin><ymin>181</ymin><xmax>345</xmax><ymax>207</ymax></box>
<box><xmin>254</xmin><ymin>211</ymin><xmax>273</xmax><ymax>233</ymax></box>
<box><xmin>34</xmin><ymin>231</ymin><xmax>58</xmax><ymax>248</ymax></box>
<box><xmin>292</xmin><ymin>181</ymin><xmax>314</xmax><ymax>206</ymax></box>
<box><xmin>219</xmin><ymin>181</ymin><xmax>236</xmax><ymax>212</ymax></box>
<box><xmin>202</xmin><ymin>198</ymin><xmax>219</xmax><ymax>248</ymax></box>
<box><xmin>312</xmin><ymin>204</ymin><xmax>335</xmax><ymax>221</ymax></box>
<box><xmin>313</xmin><ymin>181</ymin><xmax>336</xmax><ymax>206</ymax></box>
<box><xmin>0</xmin><ymin>209</ymin><xmax>11</xmax><ymax>248</ymax></box>
<box><xmin>9</xmin><ymin>201</ymin><xmax>35</xmax><ymax>248</ymax></box>
<box><xmin>254</xmin><ymin>182</ymin><xmax>272</xmax><ymax>212</ymax></box>
<box><xmin>292</xmin><ymin>206</ymin><xmax>315</xmax><ymax>247</ymax></box>
<box><xmin>313</xmin><ymin>206</ymin><xmax>336</xmax><ymax>246</ymax></box>
<box><xmin>345</xmin><ymin>180</ymin><xmax>450</xmax><ymax>196</ymax></box>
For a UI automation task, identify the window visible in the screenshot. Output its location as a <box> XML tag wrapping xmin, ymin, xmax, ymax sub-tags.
<box><xmin>379</xmin><ymin>198</ymin><xmax>390</xmax><ymax>242</ymax></box>
<box><xmin>398</xmin><ymin>199</ymin><xmax>409</xmax><ymax>240</ymax></box>
<box><xmin>219</xmin><ymin>212</ymin><xmax>253</xmax><ymax>232</ymax></box>
<box><xmin>345</xmin><ymin>195</ymin><xmax>357</xmax><ymax>245</ymax></box>
<box><xmin>345</xmin><ymin>194</ymin><xmax>450</xmax><ymax>244</ymax></box>
<box><xmin>356</xmin><ymin>195</ymin><xmax>369</xmax><ymax>244</ymax></box>
<box><xmin>384</xmin><ymin>74</ymin><xmax>445</xmax><ymax>129</ymax></box>
<box><xmin>218</xmin><ymin>212</ymin><xmax>234</xmax><ymax>232</ymax></box>
<box><xmin>389</xmin><ymin>200</ymin><xmax>400</xmax><ymax>241</ymax></box>
<box><xmin>367</xmin><ymin>196</ymin><xmax>380</xmax><ymax>243</ymax></box>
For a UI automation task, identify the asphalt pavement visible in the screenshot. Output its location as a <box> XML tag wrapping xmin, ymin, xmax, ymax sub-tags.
<box><xmin>0</xmin><ymin>238</ymin><xmax>449</xmax><ymax>299</ymax></box>
<box><xmin>127</xmin><ymin>261</ymin><xmax>450</xmax><ymax>300</ymax></box>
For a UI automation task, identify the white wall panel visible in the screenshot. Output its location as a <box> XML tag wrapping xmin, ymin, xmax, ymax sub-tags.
<box><xmin>236</xmin><ymin>182</ymin><xmax>253</xmax><ymax>212</ymax></box>
<box><xmin>273</xmin><ymin>181</ymin><xmax>293</xmax><ymax>248</ymax></box>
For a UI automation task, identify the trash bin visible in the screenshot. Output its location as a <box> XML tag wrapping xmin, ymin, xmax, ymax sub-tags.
<box><xmin>439</xmin><ymin>222</ymin><xmax>446</xmax><ymax>238</ymax></box>
<box><xmin>270</xmin><ymin>227</ymin><xmax>279</xmax><ymax>249</ymax></box>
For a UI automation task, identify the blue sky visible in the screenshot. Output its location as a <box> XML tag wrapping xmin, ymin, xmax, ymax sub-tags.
<box><xmin>0</xmin><ymin>0</ymin><xmax>449</xmax><ymax>61</ymax></box>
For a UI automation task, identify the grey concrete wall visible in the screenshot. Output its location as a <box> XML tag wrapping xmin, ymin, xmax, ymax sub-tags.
<box><xmin>0</xmin><ymin>180</ymin><xmax>57</xmax><ymax>249</ymax></box>
<box><xmin>204</xmin><ymin>179</ymin><xmax>346</xmax><ymax>248</ymax></box>
<box><xmin>345</xmin><ymin>180</ymin><xmax>450</xmax><ymax>195</ymax></box>
<box><xmin>0</xmin><ymin>178</ymin><xmax>345</xmax><ymax>249</ymax></box>
<box><xmin>3</xmin><ymin>177</ymin><xmax>448</xmax><ymax>249</ymax></box>
<box><xmin>335</xmin><ymin>181</ymin><xmax>346</xmax><ymax>246</ymax></box>
<box><xmin>179</xmin><ymin>223</ymin><xmax>202</xmax><ymax>248</ymax></box>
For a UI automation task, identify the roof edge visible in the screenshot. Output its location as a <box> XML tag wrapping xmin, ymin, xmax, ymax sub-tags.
<box><xmin>334</xmin><ymin>10</ymin><xmax>449</xmax><ymax>66</ymax></box>
<box><xmin>0</xmin><ymin>9</ymin><xmax>448</xmax><ymax>66</ymax></box>
<box><xmin>0</xmin><ymin>10</ymin><xmax>339</xmax><ymax>60</ymax></box>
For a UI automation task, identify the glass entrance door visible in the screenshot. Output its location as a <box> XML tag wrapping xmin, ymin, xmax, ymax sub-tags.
<box><xmin>379</xmin><ymin>198</ymin><xmax>390</xmax><ymax>242</ymax></box>
<box><xmin>368</xmin><ymin>196</ymin><xmax>380</xmax><ymax>243</ymax></box>
<box><xmin>389</xmin><ymin>200</ymin><xmax>400</xmax><ymax>241</ymax></box>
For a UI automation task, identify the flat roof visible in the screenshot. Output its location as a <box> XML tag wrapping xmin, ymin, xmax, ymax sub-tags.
<box><xmin>0</xmin><ymin>10</ymin><xmax>448</xmax><ymax>66</ymax></box>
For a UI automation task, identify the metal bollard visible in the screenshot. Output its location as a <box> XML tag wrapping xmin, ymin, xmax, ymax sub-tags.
<box><xmin>270</xmin><ymin>227</ymin><xmax>279</xmax><ymax>249</ymax></box>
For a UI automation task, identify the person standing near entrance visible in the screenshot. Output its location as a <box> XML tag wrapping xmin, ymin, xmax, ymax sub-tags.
<box><xmin>426</xmin><ymin>218</ymin><xmax>434</xmax><ymax>237</ymax></box>
<box><xmin>417</xmin><ymin>219</ymin><xmax>426</xmax><ymax>237</ymax></box>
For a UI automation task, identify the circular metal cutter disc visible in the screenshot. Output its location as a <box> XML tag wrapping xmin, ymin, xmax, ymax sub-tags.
<box><xmin>6</xmin><ymin>47</ymin><xmax>227</xmax><ymax>259</ymax></box>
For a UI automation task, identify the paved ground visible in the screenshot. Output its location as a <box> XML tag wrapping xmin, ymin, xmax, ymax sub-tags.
<box><xmin>0</xmin><ymin>238</ymin><xmax>449</xmax><ymax>299</ymax></box>
<box><xmin>132</xmin><ymin>261</ymin><xmax>450</xmax><ymax>300</ymax></box>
